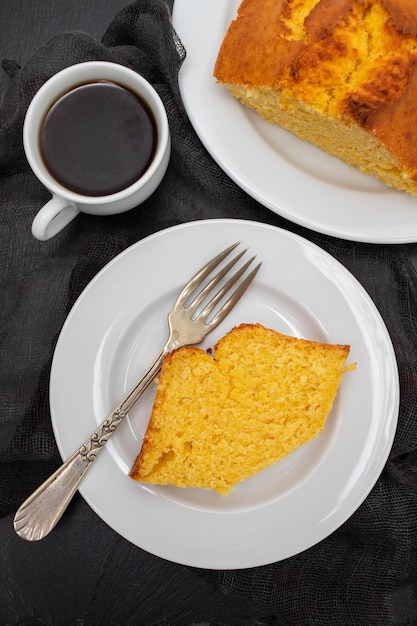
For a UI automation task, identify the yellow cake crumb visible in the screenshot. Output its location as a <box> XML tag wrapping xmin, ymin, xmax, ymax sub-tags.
<box><xmin>129</xmin><ymin>324</ymin><xmax>354</xmax><ymax>495</ymax></box>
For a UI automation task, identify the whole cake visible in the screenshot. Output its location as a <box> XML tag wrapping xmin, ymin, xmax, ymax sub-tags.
<box><xmin>213</xmin><ymin>0</ymin><xmax>417</xmax><ymax>195</ymax></box>
<box><xmin>129</xmin><ymin>324</ymin><xmax>353</xmax><ymax>495</ymax></box>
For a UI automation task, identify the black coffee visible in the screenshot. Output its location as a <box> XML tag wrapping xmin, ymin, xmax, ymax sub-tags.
<box><xmin>40</xmin><ymin>81</ymin><xmax>156</xmax><ymax>196</ymax></box>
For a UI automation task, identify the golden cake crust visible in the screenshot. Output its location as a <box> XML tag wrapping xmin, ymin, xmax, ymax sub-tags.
<box><xmin>214</xmin><ymin>0</ymin><xmax>417</xmax><ymax>192</ymax></box>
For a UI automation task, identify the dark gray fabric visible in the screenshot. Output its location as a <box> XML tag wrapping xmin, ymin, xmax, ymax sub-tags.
<box><xmin>1</xmin><ymin>1</ymin><xmax>416</xmax><ymax>624</ymax></box>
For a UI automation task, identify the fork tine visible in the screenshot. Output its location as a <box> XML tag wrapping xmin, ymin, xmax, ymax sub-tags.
<box><xmin>176</xmin><ymin>242</ymin><xmax>240</xmax><ymax>305</ymax></box>
<box><xmin>205</xmin><ymin>260</ymin><xmax>262</xmax><ymax>330</ymax></box>
<box><xmin>198</xmin><ymin>255</ymin><xmax>256</xmax><ymax>319</ymax></box>
<box><xmin>187</xmin><ymin>248</ymin><xmax>248</xmax><ymax>312</ymax></box>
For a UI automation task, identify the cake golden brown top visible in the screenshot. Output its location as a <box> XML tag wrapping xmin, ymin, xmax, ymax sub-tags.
<box><xmin>214</xmin><ymin>0</ymin><xmax>417</xmax><ymax>178</ymax></box>
<box><xmin>129</xmin><ymin>323</ymin><xmax>354</xmax><ymax>495</ymax></box>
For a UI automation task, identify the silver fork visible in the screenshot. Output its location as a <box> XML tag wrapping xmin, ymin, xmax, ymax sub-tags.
<box><xmin>14</xmin><ymin>242</ymin><xmax>261</xmax><ymax>541</ymax></box>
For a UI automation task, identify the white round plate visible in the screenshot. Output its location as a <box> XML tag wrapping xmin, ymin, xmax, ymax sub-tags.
<box><xmin>172</xmin><ymin>1</ymin><xmax>417</xmax><ymax>243</ymax></box>
<box><xmin>50</xmin><ymin>219</ymin><xmax>399</xmax><ymax>568</ymax></box>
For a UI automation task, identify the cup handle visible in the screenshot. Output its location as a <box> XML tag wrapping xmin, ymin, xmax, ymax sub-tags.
<box><xmin>32</xmin><ymin>195</ymin><xmax>79</xmax><ymax>241</ymax></box>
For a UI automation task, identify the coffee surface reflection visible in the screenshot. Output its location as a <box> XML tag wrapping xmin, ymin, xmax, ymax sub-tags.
<box><xmin>40</xmin><ymin>81</ymin><xmax>156</xmax><ymax>196</ymax></box>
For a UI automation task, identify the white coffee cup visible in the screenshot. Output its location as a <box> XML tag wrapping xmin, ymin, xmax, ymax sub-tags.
<box><xmin>24</xmin><ymin>61</ymin><xmax>170</xmax><ymax>241</ymax></box>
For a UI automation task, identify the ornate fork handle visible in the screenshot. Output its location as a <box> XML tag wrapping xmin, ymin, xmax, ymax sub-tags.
<box><xmin>13</xmin><ymin>348</ymin><xmax>168</xmax><ymax>541</ymax></box>
<box><xmin>79</xmin><ymin>407</ymin><xmax>125</xmax><ymax>462</ymax></box>
<box><xmin>14</xmin><ymin>242</ymin><xmax>261</xmax><ymax>542</ymax></box>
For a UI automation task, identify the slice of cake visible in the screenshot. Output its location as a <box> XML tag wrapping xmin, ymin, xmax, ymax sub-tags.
<box><xmin>129</xmin><ymin>323</ymin><xmax>354</xmax><ymax>495</ymax></box>
<box><xmin>213</xmin><ymin>0</ymin><xmax>417</xmax><ymax>195</ymax></box>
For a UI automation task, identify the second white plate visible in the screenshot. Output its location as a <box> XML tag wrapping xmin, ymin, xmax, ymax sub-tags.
<box><xmin>172</xmin><ymin>0</ymin><xmax>417</xmax><ymax>243</ymax></box>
